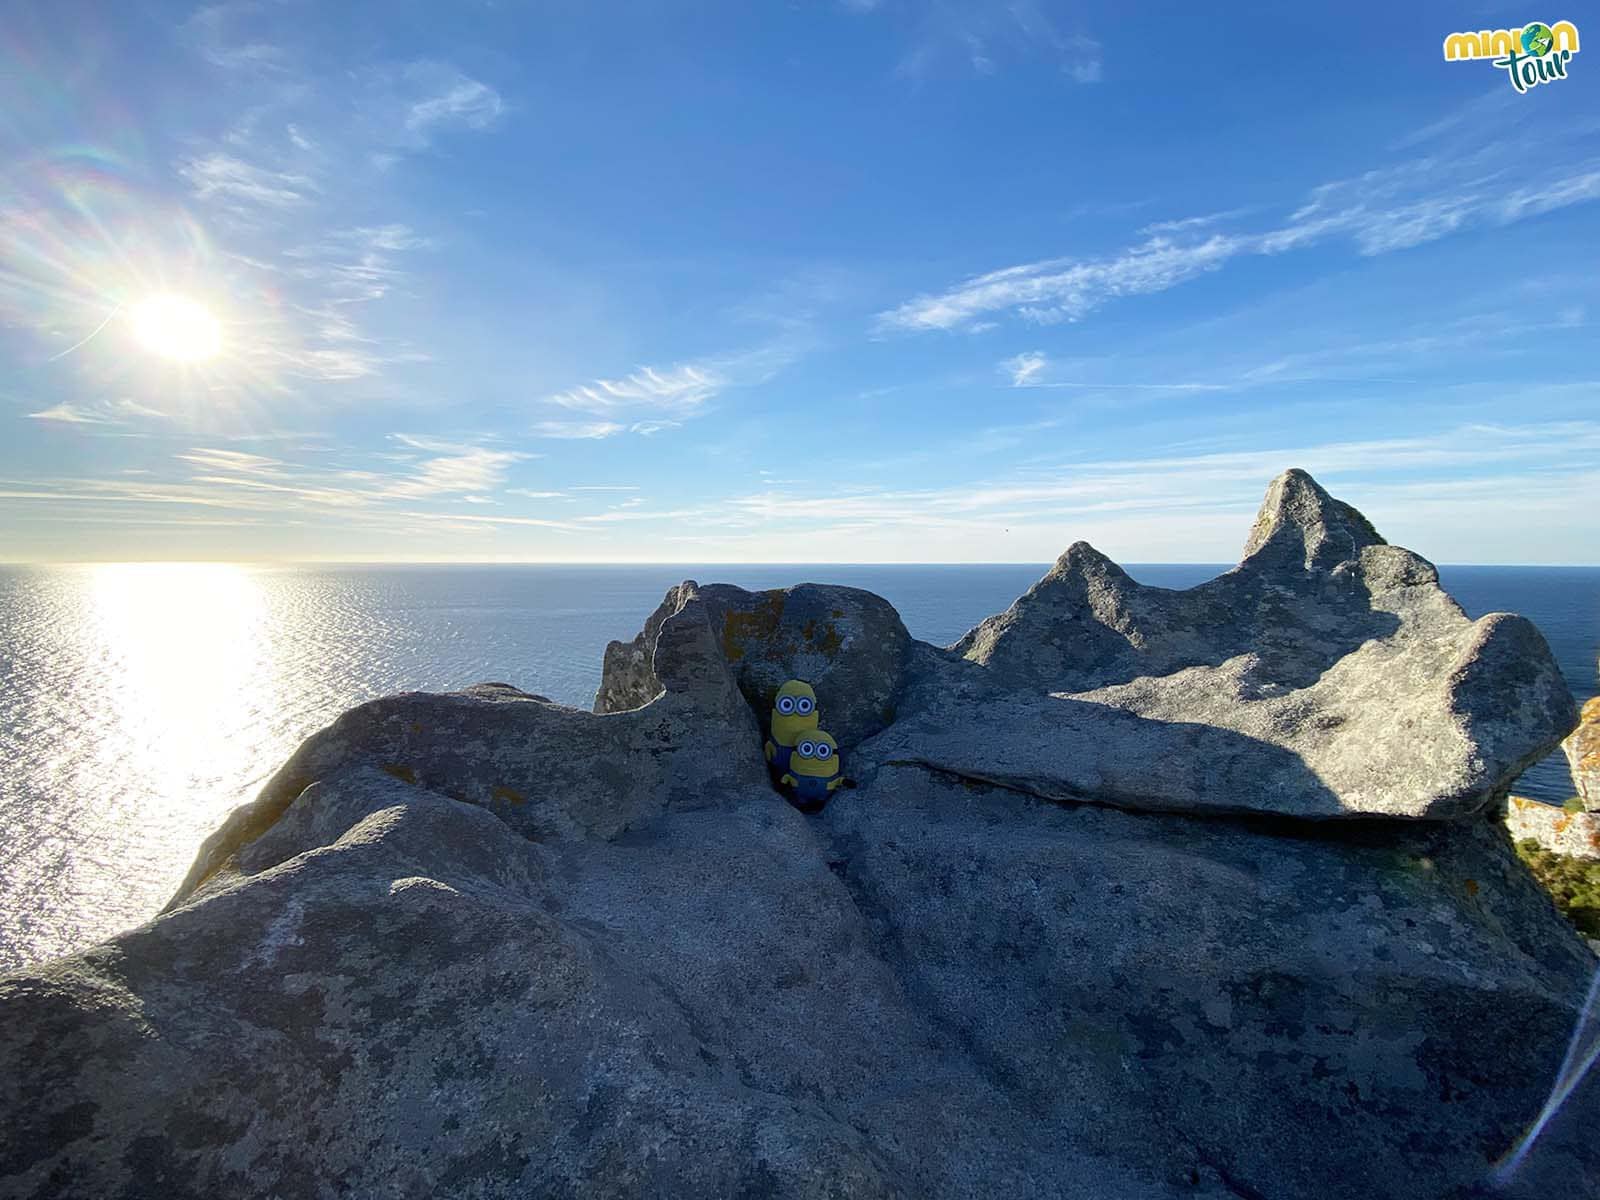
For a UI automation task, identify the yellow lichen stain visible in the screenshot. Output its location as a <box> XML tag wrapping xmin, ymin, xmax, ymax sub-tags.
<box><xmin>832</xmin><ymin>609</ymin><xmax>844</xmax><ymax>619</ymax></box>
<box><xmin>407</xmin><ymin>721</ymin><xmax>424</xmax><ymax>736</ymax></box>
<box><xmin>721</xmin><ymin>592</ymin><xmax>785</xmax><ymax>662</ymax></box>
<box><xmin>1555</xmin><ymin>814</ymin><xmax>1573</xmax><ymax>834</ymax></box>
<box><xmin>382</xmin><ymin>763</ymin><xmax>418</xmax><ymax>785</ymax></box>
<box><xmin>492</xmin><ymin>784</ymin><xmax>527</xmax><ymax>807</ymax></box>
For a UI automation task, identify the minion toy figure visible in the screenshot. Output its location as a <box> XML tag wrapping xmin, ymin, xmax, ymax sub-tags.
<box><xmin>765</xmin><ymin>679</ymin><xmax>818</xmax><ymax>779</ymax></box>
<box><xmin>780</xmin><ymin>731</ymin><xmax>841</xmax><ymax>814</ymax></box>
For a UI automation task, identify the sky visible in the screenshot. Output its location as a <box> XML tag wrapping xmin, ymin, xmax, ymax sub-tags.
<box><xmin>0</xmin><ymin>1</ymin><xmax>1596</xmax><ymax>564</ymax></box>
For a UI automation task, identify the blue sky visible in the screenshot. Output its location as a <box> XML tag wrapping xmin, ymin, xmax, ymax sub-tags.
<box><xmin>1</xmin><ymin>1</ymin><xmax>1596</xmax><ymax>563</ymax></box>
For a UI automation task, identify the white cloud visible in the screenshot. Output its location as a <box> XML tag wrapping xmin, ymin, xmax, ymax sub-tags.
<box><xmin>381</xmin><ymin>443</ymin><xmax>527</xmax><ymax>498</ymax></box>
<box><xmin>181</xmin><ymin>4</ymin><xmax>288</xmax><ymax>74</ymax></box>
<box><xmin>884</xmin><ymin>1</ymin><xmax>1102</xmax><ymax>82</ymax></box>
<box><xmin>880</xmin><ymin>153</ymin><xmax>1600</xmax><ymax>333</ymax></box>
<box><xmin>997</xmin><ymin>351</ymin><xmax>1230</xmax><ymax>392</ymax></box>
<box><xmin>881</xmin><ymin>234</ymin><xmax>1241</xmax><ymax>331</ymax></box>
<box><xmin>1140</xmin><ymin>207</ymin><xmax>1258</xmax><ymax>237</ymax></box>
<box><xmin>538</xmin><ymin>341</ymin><xmax>800</xmax><ymax>436</ymax></box>
<box><xmin>1004</xmin><ymin>351</ymin><xmax>1048</xmax><ymax>386</ymax></box>
<box><xmin>178</xmin><ymin>448</ymin><xmax>284</xmax><ymax>474</ymax></box>
<box><xmin>395</xmin><ymin>509</ymin><xmax>576</xmax><ymax>531</ymax></box>
<box><xmin>532</xmin><ymin>420</ymin><xmax>627</xmax><ymax>440</ymax></box>
<box><xmin>179</xmin><ymin>153</ymin><xmax>315</xmax><ymax>208</ymax></box>
<box><xmin>662</xmin><ymin>420</ymin><xmax>1600</xmax><ymax>562</ymax></box>
<box><xmin>404</xmin><ymin>69</ymin><xmax>504</xmax><ymax>136</ymax></box>
<box><xmin>26</xmin><ymin>399</ymin><xmax>172</xmax><ymax>426</ymax></box>
<box><xmin>547</xmin><ymin>363</ymin><xmax>724</xmax><ymax>418</ymax></box>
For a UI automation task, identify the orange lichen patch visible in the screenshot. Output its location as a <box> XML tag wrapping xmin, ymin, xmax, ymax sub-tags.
<box><xmin>1464</xmin><ymin>879</ymin><xmax>1479</xmax><ymax>897</ymax></box>
<box><xmin>1511</xmin><ymin>795</ymin><xmax>1532</xmax><ymax>811</ymax></box>
<box><xmin>491</xmin><ymin>785</ymin><xmax>527</xmax><ymax>807</ymax></box>
<box><xmin>721</xmin><ymin>592</ymin><xmax>786</xmax><ymax>662</ymax></box>
<box><xmin>1555</xmin><ymin>814</ymin><xmax>1573</xmax><ymax>834</ymax></box>
<box><xmin>382</xmin><ymin>763</ymin><xmax>418</xmax><ymax>785</ymax></box>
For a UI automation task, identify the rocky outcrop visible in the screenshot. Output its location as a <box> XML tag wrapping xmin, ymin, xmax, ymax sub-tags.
<box><xmin>1507</xmin><ymin>794</ymin><xmax>1600</xmax><ymax>860</ymax></box>
<box><xmin>0</xmin><ymin>469</ymin><xmax>1593</xmax><ymax>1200</ymax></box>
<box><xmin>596</xmin><ymin>581</ymin><xmax>914</xmax><ymax>754</ymax></box>
<box><xmin>875</xmin><ymin>469</ymin><xmax>1575</xmax><ymax>820</ymax></box>
<box><xmin>1564</xmin><ymin>694</ymin><xmax>1600</xmax><ymax>809</ymax></box>
<box><xmin>172</xmin><ymin>592</ymin><xmax>767</xmax><ymax>899</ymax></box>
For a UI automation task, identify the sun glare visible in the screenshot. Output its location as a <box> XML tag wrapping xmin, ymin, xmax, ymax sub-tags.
<box><xmin>130</xmin><ymin>293</ymin><xmax>222</xmax><ymax>363</ymax></box>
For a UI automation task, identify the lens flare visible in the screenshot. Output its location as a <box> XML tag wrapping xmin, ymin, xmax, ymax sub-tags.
<box><xmin>1491</xmin><ymin>962</ymin><xmax>1600</xmax><ymax>1186</ymax></box>
<box><xmin>130</xmin><ymin>293</ymin><xmax>222</xmax><ymax>362</ymax></box>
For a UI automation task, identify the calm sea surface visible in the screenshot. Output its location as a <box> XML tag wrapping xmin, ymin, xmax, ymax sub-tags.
<box><xmin>1</xmin><ymin>562</ymin><xmax>1596</xmax><ymax>972</ymax></box>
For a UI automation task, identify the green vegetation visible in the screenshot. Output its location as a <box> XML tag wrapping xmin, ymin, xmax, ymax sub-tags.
<box><xmin>1516</xmin><ymin>839</ymin><xmax>1600</xmax><ymax>937</ymax></box>
<box><xmin>1563</xmin><ymin>796</ymin><xmax>1587</xmax><ymax>815</ymax></box>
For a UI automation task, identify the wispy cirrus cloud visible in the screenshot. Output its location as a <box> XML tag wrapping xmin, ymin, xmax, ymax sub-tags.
<box><xmin>661</xmin><ymin>420</ymin><xmax>1600</xmax><ymax>561</ymax></box>
<box><xmin>537</xmin><ymin>343</ymin><xmax>800</xmax><ymax>439</ymax></box>
<box><xmin>178</xmin><ymin>447</ymin><xmax>284</xmax><ymax>473</ymax></box>
<box><xmin>883</xmin><ymin>234</ymin><xmax>1242</xmax><ymax>331</ymax></box>
<box><xmin>28</xmin><ymin>398</ymin><xmax>173</xmax><ymax>426</ymax></box>
<box><xmin>548</xmin><ymin>363</ymin><xmax>722</xmax><ymax>420</ymax></box>
<box><xmin>179</xmin><ymin>152</ymin><xmax>316</xmax><ymax>209</ymax></box>
<box><xmin>399</xmin><ymin>64</ymin><xmax>505</xmax><ymax>141</ymax></box>
<box><xmin>857</xmin><ymin>0</ymin><xmax>1101</xmax><ymax>82</ymax></box>
<box><xmin>1000</xmin><ymin>351</ymin><xmax>1229</xmax><ymax>392</ymax></box>
<box><xmin>382</xmin><ymin>441</ymin><xmax>528</xmax><ymax>498</ymax></box>
<box><xmin>879</xmin><ymin>87</ymin><xmax>1600</xmax><ymax>335</ymax></box>
<box><xmin>155</xmin><ymin>10</ymin><xmax>511</xmax><ymax>394</ymax></box>
<box><xmin>532</xmin><ymin>420</ymin><xmax>627</xmax><ymax>440</ymax></box>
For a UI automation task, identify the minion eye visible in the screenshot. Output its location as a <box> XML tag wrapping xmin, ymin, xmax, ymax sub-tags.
<box><xmin>798</xmin><ymin>740</ymin><xmax>815</xmax><ymax>757</ymax></box>
<box><xmin>816</xmin><ymin>743</ymin><xmax>832</xmax><ymax>760</ymax></box>
<box><xmin>797</xmin><ymin>697</ymin><xmax>814</xmax><ymax>715</ymax></box>
<box><xmin>778</xmin><ymin>697</ymin><xmax>795</xmax><ymax>714</ymax></box>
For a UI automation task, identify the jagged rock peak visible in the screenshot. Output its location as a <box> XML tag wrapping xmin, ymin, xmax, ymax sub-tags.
<box><xmin>1240</xmin><ymin>467</ymin><xmax>1387</xmax><ymax>572</ymax></box>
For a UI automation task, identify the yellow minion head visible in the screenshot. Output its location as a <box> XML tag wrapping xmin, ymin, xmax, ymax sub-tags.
<box><xmin>770</xmin><ymin>679</ymin><xmax>818</xmax><ymax>746</ymax></box>
<box><xmin>789</xmin><ymin>730</ymin><xmax>840</xmax><ymax>779</ymax></box>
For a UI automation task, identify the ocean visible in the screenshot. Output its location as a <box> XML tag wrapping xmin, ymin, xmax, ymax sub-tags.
<box><xmin>1</xmin><ymin>562</ymin><xmax>1596</xmax><ymax>973</ymax></box>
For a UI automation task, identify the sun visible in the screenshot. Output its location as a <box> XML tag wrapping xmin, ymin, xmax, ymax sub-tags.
<box><xmin>130</xmin><ymin>293</ymin><xmax>223</xmax><ymax>363</ymax></box>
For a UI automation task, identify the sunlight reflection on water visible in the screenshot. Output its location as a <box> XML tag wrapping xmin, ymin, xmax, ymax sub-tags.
<box><xmin>0</xmin><ymin>561</ymin><xmax>1053</xmax><ymax>970</ymax></box>
<box><xmin>1</xmin><ymin>565</ymin><xmax>287</xmax><ymax>969</ymax></box>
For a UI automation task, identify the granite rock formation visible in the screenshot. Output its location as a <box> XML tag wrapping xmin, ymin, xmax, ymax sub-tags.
<box><xmin>1564</xmin><ymin>694</ymin><xmax>1600</xmax><ymax>809</ymax></box>
<box><xmin>863</xmin><ymin>469</ymin><xmax>1575</xmax><ymax>821</ymax></box>
<box><xmin>0</xmin><ymin>470</ymin><xmax>1592</xmax><ymax>1200</ymax></box>
<box><xmin>1506</xmin><ymin>795</ymin><xmax>1600</xmax><ymax>860</ymax></box>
